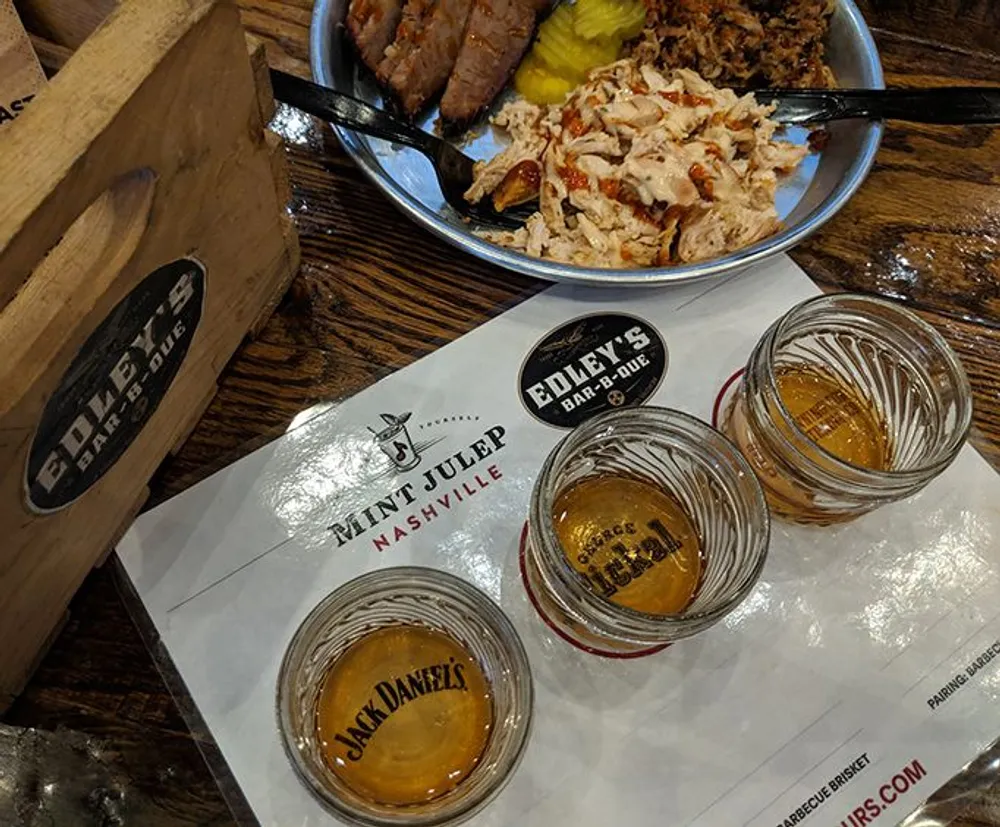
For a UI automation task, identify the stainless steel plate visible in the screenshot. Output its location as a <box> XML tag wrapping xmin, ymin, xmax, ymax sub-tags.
<box><xmin>310</xmin><ymin>0</ymin><xmax>884</xmax><ymax>286</ymax></box>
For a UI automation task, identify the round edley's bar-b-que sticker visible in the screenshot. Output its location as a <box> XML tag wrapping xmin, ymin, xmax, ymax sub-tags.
<box><xmin>518</xmin><ymin>312</ymin><xmax>668</xmax><ymax>429</ymax></box>
<box><xmin>24</xmin><ymin>259</ymin><xmax>206</xmax><ymax>514</ymax></box>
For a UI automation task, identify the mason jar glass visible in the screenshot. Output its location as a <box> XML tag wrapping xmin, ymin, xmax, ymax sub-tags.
<box><xmin>277</xmin><ymin>567</ymin><xmax>533</xmax><ymax>826</ymax></box>
<box><xmin>521</xmin><ymin>406</ymin><xmax>770</xmax><ymax>658</ymax></box>
<box><xmin>715</xmin><ymin>294</ymin><xmax>973</xmax><ymax>526</ymax></box>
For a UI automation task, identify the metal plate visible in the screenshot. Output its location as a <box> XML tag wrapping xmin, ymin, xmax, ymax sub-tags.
<box><xmin>310</xmin><ymin>0</ymin><xmax>884</xmax><ymax>286</ymax></box>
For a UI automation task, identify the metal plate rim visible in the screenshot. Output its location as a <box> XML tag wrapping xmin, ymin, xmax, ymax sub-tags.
<box><xmin>309</xmin><ymin>0</ymin><xmax>884</xmax><ymax>287</ymax></box>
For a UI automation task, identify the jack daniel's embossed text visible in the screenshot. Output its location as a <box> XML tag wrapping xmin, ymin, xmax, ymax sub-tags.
<box><xmin>315</xmin><ymin>625</ymin><xmax>492</xmax><ymax>805</ymax></box>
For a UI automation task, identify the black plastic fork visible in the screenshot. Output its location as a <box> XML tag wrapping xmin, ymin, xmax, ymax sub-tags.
<box><xmin>269</xmin><ymin>70</ymin><xmax>533</xmax><ymax>230</ymax></box>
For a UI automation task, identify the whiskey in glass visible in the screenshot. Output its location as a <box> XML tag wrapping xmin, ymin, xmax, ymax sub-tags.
<box><xmin>522</xmin><ymin>407</ymin><xmax>770</xmax><ymax>658</ymax></box>
<box><xmin>278</xmin><ymin>568</ymin><xmax>532</xmax><ymax>826</ymax></box>
<box><xmin>716</xmin><ymin>294</ymin><xmax>972</xmax><ymax>525</ymax></box>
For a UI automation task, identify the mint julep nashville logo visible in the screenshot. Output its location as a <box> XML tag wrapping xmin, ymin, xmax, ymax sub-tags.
<box><xmin>328</xmin><ymin>412</ymin><xmax>508</xmax><ymax>552</ymax></box>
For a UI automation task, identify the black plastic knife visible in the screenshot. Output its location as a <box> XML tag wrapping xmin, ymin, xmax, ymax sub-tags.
<box><xmin>752</xmin><ymin>87</ymin><xmax>1000</xmax><ymax>125</ymax></box>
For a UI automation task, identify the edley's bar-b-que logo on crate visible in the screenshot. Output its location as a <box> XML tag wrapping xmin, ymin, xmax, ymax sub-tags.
<box><xmin>25</xmin><ymin>259</ymin><xmax>206</xmax><ymax>513</ymax></box>
<box><xmin>329</xmin><ymin>413</ymin><xmax>508</xmax><ymax>552</ymax></box>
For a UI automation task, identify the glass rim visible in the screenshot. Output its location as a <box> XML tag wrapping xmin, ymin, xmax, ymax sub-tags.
<box><xmin>759</xmin><ymin>292</ymin><xmax>973</xmax><ymax>484</ymax></box>
<box><xmin>530</xmin><ymin>406</ymin><xmax>771</xmax><ymax>638</ymax></box>
<box><xmin>275</xmin><ymin>566</ymin><xmax>534</xmax><ymax>827</ymax></box>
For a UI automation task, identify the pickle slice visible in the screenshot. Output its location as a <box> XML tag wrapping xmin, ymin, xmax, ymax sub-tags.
<box><xmin>536</xmin><ymin>4</ymin><xmax>621</xmax><ymax>77</ymax></box>
<box><xmin>514</xmin><ymin>54</ymin><xmax>577</xmax><ymax>104</ymax></box>
<box><xmin>573</xmin><ymin>0</ymin><xmax>647</xmax><ymax>41</ymax></box>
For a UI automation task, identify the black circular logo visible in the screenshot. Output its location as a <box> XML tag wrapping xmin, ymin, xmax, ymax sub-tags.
<box><xmin>518</xmin><ymin>313</ymin><xmax>668</xmax><ymax>429</ymax></box>
<box><xmin>25</xmin><ymin>259</ymin><xmax>206</xmax><ymax>513</ymax></box>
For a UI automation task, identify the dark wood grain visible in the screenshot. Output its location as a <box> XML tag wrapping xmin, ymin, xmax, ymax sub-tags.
<box><xmin>858</xmin><ymin>0</ymin><xmax>1000</xmax><ymax>57</ymax></box>
<box><xmin>2</xmin><ymin>566</ymin><xmax>236</xmax><ymax>826</ymax></box>
<box><xmin>5</xmin><ymin>2</ymin><xmax>1000</xmax><ymax>825</ymax></box>
<box><xmin>797</xmin><ymin>30</ymin><xmax>1000</xmax><ymax>326</ymax></box>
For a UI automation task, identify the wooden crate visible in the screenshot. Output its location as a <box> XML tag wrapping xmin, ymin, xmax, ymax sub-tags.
<box><xmin>0</xmin><ymin>0</ymin><xmax>300</xmax><ymax>710</ymax></box>
<box><xmin>0</xmin><ymin>1</ymin><xmax>45</xmax><ymax>131</ymax></box>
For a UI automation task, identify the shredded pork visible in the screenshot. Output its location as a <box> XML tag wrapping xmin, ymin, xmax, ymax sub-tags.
<box><xmin>632</xmin><ymin>0</ymin><xmax>836</xmax><ymax>89</ymax></box>
<box><xmin>465</xmin><ymin>60</ymin><xmax>807</xmax><ymax>268</ymax></box>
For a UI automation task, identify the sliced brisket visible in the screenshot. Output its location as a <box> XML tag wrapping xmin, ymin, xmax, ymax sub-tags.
<box><xmin>376</xmin><ymin>0</ymin><xmax>437</xmax><ymax>85</ymax></box>
<box><xmin>347</xmin><ymin>0</ymin><xmax>405</xmax><ymax>72</ymax></box>
<box><xmin>387</xmin><ymin>0</ymin><xmax>475</xmax><ymax>115</ymax></box>
<box><xmin>440</xmin><ymin>0</ymin><xmax>551</xmax><ymax>124</ymax></box>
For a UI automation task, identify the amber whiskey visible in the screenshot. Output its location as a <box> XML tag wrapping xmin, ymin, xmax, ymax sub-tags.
<box><xmin>724</xmin><ymin>363</ymin><xmax>891</xmax><ymax>523</ymax></box>
<box><xmin>552</xmin><ymin>475</ymin><xmax>703</xmax><ymax>614</ymax></box>
<box><xmin>772</xmin><ymin>365</ymin><xmax>889</xmax><ymax>469</ymax></box>
<box><xmin>315</xmin><ymin>625</ymin><xmax>493</xmax><ymax>806</ymax></box>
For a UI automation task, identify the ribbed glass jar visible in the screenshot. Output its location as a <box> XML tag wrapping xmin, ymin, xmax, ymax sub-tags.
<box><xmin>522</xmin><ymin>407</ymin><xmax>770</xmax><ymax>658</ymax></box>
<box><xmin>716</xmin><ymin>294</ymin><xmax>972</xmax><ymax>525</ymax></box>
<box><xmin>277</xmin><ymin>567</ymin><xmax>533</xmax><ymax>826</ymax></box>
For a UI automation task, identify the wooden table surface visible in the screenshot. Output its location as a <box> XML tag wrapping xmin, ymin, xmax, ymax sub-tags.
<box><xmin>4</xmin><ymin>0</ymin><xmax>1000</xmax><ymax>824</ymax></box>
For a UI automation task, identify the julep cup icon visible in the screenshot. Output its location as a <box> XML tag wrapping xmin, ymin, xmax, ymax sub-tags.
<box><xmin>373</xmin><ymin>413</ymin><xmax>421</xmax><ymax>471</ymax></box>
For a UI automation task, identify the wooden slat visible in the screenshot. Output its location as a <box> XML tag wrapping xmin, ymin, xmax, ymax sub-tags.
<box><xmin>245</xmin><ymin>32</ymin><xmax>275</xmax><ymax>126</ymax></box>
<box><xmin>26</xmin><ymin>30</ymin><xmax>70</xmax><ymax>70</ymax></box>
<box><xmin>13</xmin><ymin>0</ymin><xmax>116</xmax><ymax>50</ymax></box>
<box><xmin>94</xmin><ymin>486</ymin><xmax>150</xmax><ymax>568</ymax></box>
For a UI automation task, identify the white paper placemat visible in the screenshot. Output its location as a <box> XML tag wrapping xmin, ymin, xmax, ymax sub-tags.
<box><xmin>117</xmin><ymin>256</ymin><xmax>1000</xmax><ymax>827</ymax></box>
